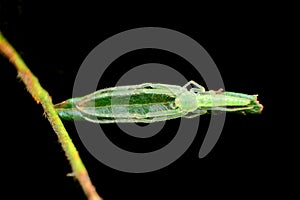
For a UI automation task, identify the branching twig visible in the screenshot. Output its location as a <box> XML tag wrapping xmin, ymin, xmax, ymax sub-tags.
<box><xmin>0</xmin><ymin>31</ymin><xmax>102</xmax><ymax>200</ymax></box>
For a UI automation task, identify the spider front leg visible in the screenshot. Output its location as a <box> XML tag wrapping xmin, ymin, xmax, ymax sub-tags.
<box><xmin>183</xmin><ymin>80</ymin><xmax>206</xmax><ymax>93</ymax></box>
<box><xmin>190</xmin><ymin>88</ymin><xmax>206</xmax><ymax>94</ymax></box>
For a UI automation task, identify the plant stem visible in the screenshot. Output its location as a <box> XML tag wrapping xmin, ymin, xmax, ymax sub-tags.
<box><xmin>0</xmin><ymin>31</ymin><xmax>102</xmax><ymax>200</ymax></box>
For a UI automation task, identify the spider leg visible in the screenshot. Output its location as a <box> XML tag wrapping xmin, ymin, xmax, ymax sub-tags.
<box><xmin>183</xmin><ymin>80</ymin><xmax>206</xmax><ymax>93</ymax></box>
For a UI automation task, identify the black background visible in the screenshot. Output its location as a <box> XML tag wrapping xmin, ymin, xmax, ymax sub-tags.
<box><xmin>0</xmin><ymin>1</ymin><xmax>291</xmax><ymax>200</ymax></box>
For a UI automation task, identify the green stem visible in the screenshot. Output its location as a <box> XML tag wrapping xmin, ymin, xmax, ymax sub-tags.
<box><xmin>0</xmin><ymin>31</ymin><xmax>102</xmax><ymax>200</ymax></box>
